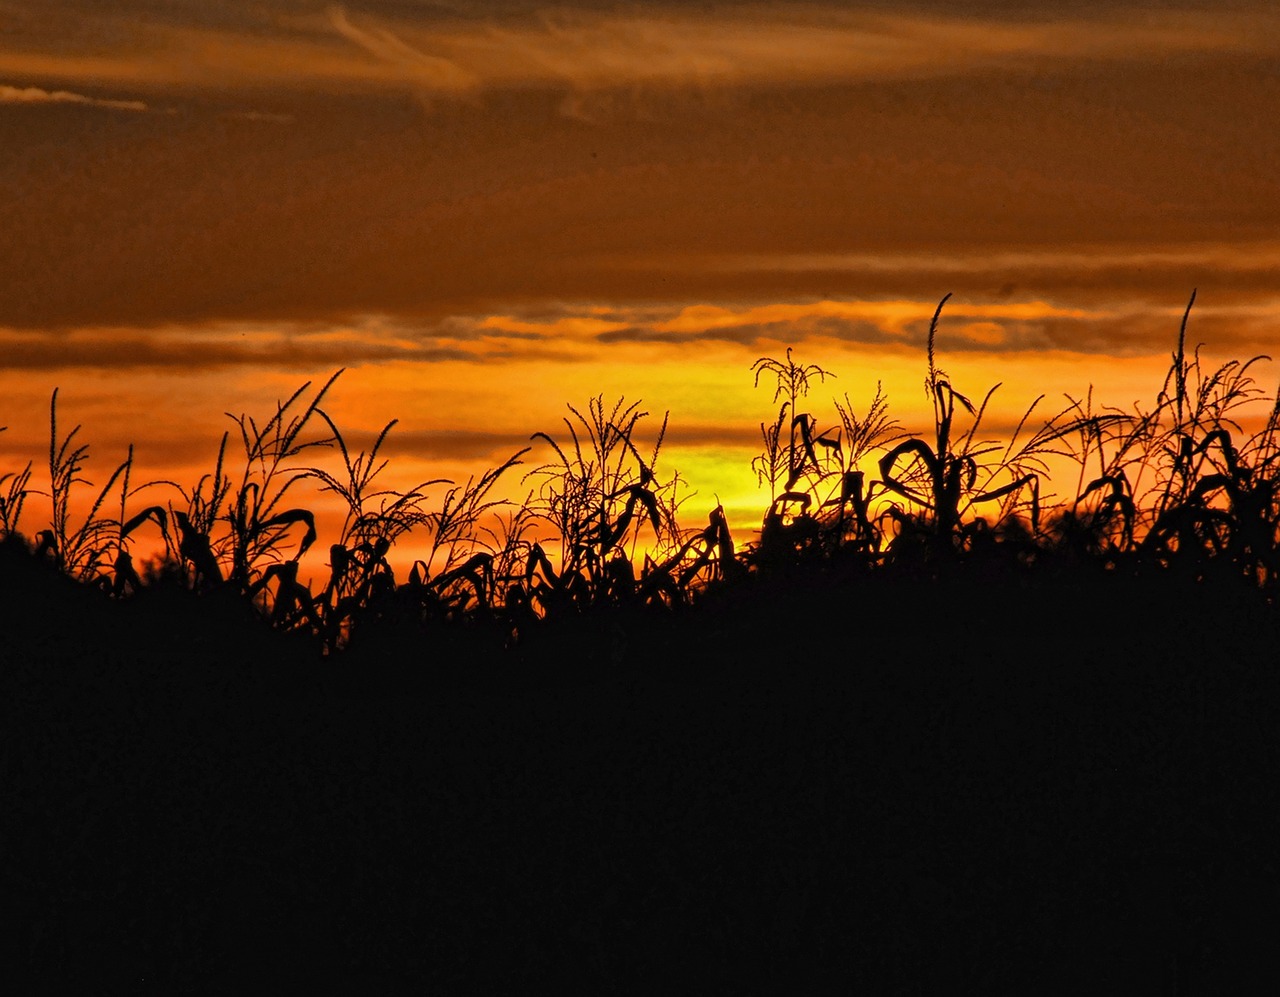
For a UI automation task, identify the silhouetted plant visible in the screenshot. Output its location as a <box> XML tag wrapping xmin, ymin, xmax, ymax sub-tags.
<box><xmin>222</xmin><ymin>373</ymin><xmax>339</xmax><ymax>594</ymax></box>
<box><xmin>1041</xmin><ymin>385</ymin><xmax>1144</xmax><ymax>565</ymax></box>
<box><xmin>638</xmin><ymin>501</ymin><xmax>739</xmax><ymax>604</ymax></box>
<box><xmin>748</xmin><ymin>348</ymin><xmax>907</xmax><ymax>568</ymax></box>
<box><xmin>415</xmin><ymin>451</ymin><xmax>530</xmax><ymax>611</ymax></box>
<box><xmin>103</xmin><ymin>445</ymin><xmax>169</xmax><ymax>597</ymax></box>
<box><xmin>1134</xmin><ymin>291</ymin><xmax>1277</xmax><ymax>578</ymax></box>
<box><xmin>1209</xmin><ymin>388</ymin><xmax>1280</xmax><ymax>587</ymax></box>
<box><xmin>159</xmin><ymin>375</ymin><xmax>336</xmax><ymax>617</ymax></box>
<box><xmin>521</xmin><ymin>395</ymin><xmax>712</xmax><ymax>616</ymax></box>
<box><xmin>819</xmin><ymin>384</ymin><xmax>903</xmax><ymax>547</ymax></box>
<box><xmin>876</xmin><ymin>294</ymin><xmax>1058</xmax><ymax>564</ymax></box>
<box><xmin>354</xmin><ymin>452</ymin><xmax>533</xmax><ymax>641</ymax></box>
<box><xmin>750</xmin><ymin>348</ymin><xmax>832</xmax><ymax>562</ymax></box>
<box><xmin>41</xmin><ymin>389</ymin><xmax>134</xmax><ymax>581</ymax></box>
<box><xmin>302</xmin><ymin>414</ymin><xmax>442</xmax><ymax>645</ymax></box>
<box><xmin>169</xmin><ymin>432</ymin><xmax>232</xmax><ymax>591</ymax></box>
<box><xmin>751</xmin><ymin>348</ymin><xmax>834</xmax><ymax>504</ymax></box>
<box><xmin>0</xmin><ymin>425</ymin><xmax>32</xmax><ymax>539</ymax></box>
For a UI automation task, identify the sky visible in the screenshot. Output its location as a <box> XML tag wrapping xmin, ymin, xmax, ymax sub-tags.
<box><xmin>3</xmin><ymin>1</ymin><xmax>1280</xmax><ymax>561</ymax></box>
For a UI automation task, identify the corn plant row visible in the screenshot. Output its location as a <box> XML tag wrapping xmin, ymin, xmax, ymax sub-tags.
<box><xmin>3</xmin><ymin>291</ymin><xmax>1277</xmax><ymax>650</ymax></box>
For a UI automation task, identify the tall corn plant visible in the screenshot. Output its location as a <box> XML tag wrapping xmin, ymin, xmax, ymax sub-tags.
<box><xmin>1047</xmin><ymin>292</ymin><xmax>1275</xmax><ymax>576</ymax></box>
<box><xmin>0</xmin><ymin>425</ymin><xmax>32</xmax><ymax>541</ymax></box>
<box><xmin>521</xmin><ymin>396</ymin><xmax>691</xmax><ymax>615</ymax></box>
<box><xmin>749</xmin><ymin>347</ymin><xmax>903</xmax><ymax>564</ymax></box>
<box><xmin>1216</xmin><ymin>384</ymin><xmax>1280</xmax><ymax>587</ymax></box>
<box><xmin>169</xmin><ymin>432</ymin><xmax>232</xmax><ymax>591</ymax></box>
<box><xmin>304</xmin><ymin>408</ymin><xmax>529</xmax><ymax>641</ymax></box>
<box><xmin>304</xmin><ymin>414</ymin><xmax>442</xmax><ymax>645</ymax></box>
<box><xmin>751</xmin><ymin>347</ymin><xmax>833</xmax><ymax>508</ymax></box>
<box><xmin>1135</xmin><ymin>291</ymin><xmax>1278</xmax><ymax>577</ymax></box>
<box><xmin>1040</xmin><ymin>386</ymin><xmax>1148</xmax><ymax>563</ymax></box>
<box><xmin>102</xmin><ymin>444</ymin><xmax>169</xmax><ymax>596</ymax></box>
<box><xmin>40</xmin><ymin>389</ymin><xmax>133</xmax><ymax>582</ymax></box>
<box><xmin>23</xmin><ymin>391</ymin><xmax>170</xmax><ymax>590</ymax></box>
<box><xmin>877</xmin><ymin>294</ymin><xmax>1060</xmax><ymax>562</ymax></box>
<box><xmin>750</xmin><ymin>348</ymin><xmax>833</xmax><ymax>561</ymax></box>
<box><xmin>164</xmin><ymin>374</ymin><xmax>337</xmax><ymax>606</ymax></box>
<box><xmin>221</xmin><ymin>373</ymin><xmax>338</xmax><ymax>593</ymax></box>
<box><xmin>809</xmin><ymin>384</ymin><xmax>903</xmax><ymax>557</ymax></box>
<box><xmin>407</xmin><ymin>451</ymin><xmax>530</xmax><ymax>619</ymax></box>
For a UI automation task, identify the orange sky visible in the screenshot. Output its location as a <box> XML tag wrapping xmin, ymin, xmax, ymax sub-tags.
<box><xmin>3</xmin><ymin>1</ymin><xmax>1280</xmax><ymax>563</ymax></box>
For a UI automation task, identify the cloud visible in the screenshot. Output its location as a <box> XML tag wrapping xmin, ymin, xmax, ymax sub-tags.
<box><xmin>704</xmin><ymin>244</ymin><xmax>1280</xmax><ymax>284</ymax></box>
<box><xmin>326</xmin><ymin>5</ymin><xmax>476</xmax><ymax>94</ymax></box>
<box><xmin>219</xmin><ymin>110</ymin><xmax>294</xmax><ymax>123</ymax></box>
<box><xmin>440</xmin><ymin>8</ymin><xmax>1251</xmax><ymax>91</ymax></box>
<box><xmin>580</xmin><ymin>293</ymin><xmax>1280</xmax><ymax>362</ymax></box>
<box><xmin>2</xmin><ymin>5</ymin><xmax>1272</xmax><ymax>98</ymax></box>
<box><xmin>3</xmin><ymin>7</ymin><xmax>1276</xmax><ymax>339</ymax></box>
<box><xmin>0</xmin><ymin>326</ymin><xmax>545</xmax><ymax>373</ymax></box>
<box><xmin>3</xmin><ymin>287</ymin><xmax>1272</xmax><ymax>378</ymax></box>
<box><xmin>0</xmin><ymin>83</ymin><xmax>146</xmax><ymax>112</ymax></box>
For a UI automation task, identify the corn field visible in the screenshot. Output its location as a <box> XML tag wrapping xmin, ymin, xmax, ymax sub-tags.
<box><xmin>5</xmin><ymin>292</ymin><xmax>1280</xmax><ymax>655</ymax></box>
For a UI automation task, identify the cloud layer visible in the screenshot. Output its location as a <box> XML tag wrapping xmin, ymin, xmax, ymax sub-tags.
<box><xmin>2</xmin><ymin>1</ymin><xmax>1278</xmax><ymax>362</ymax></box>
<box><xmin>3</xmin><ymin>4</ymin><xmax>1274</xmax><ymax>98</ymax></box>
<box><xmin>0</xmin><ymin>83</ymin><xmax>146</xmax><ymax>111</ymax></box>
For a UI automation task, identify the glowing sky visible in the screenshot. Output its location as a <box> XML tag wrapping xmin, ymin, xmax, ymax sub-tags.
<box><xmin>3</xmin><ymin>1</ymin><xmax>1280</xmax><ymax>551</ymax></box>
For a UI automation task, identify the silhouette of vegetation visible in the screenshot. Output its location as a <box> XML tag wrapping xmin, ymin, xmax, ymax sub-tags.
<box><xmin>515</xmin><ymin>395</ymin><xmax>731</xmax><ymax>619</ymax></box>
<box><xmin>7</xmin><ymin>290</ymin><xmax>1277</xmax><ymax>989</ymax></box>
<box><xmin>0</xmin><ymin>424</ymin><xmax>32</xmax><ymax>537</ymax></box>
<box><xmin>4</xmin><ymin>290</ymin><xmax>1280</xmax><ymax>644</ymax></box>
<box><xmin>749</xmin><ymin>345</ymin><xmax>904</xmax><ymax>568</ymax></box>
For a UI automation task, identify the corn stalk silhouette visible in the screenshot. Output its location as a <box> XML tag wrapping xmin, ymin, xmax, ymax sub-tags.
<box><xmin>34</xmin><ymin>390</ymin><xmax>171</xmax><ymax>588</ymax></box>
<box><xmin>876</xmin><ymin>294</ymin><xmax>1059</xmax><ymax>563</ymax></box>
<box><xmin>519</xmin><ymin>396</ymin><xmax>724</xmax><ymax>618</ymax></box>
<box><xmin>750</xmin><ymin>347</ymin><xmax>834</xmax><ymax>557</ymax></box>
<box><xmin>299</xmin><ymin>414</ymin><xmax>442</xmax><ymax>645</ymax></box>
<box><xmin>390</xmin><ymin>451</ymin><xmax>530</xmax><ymax>632</ymax></box>
<box><xmin>164</xmin><ymin>374</ymin><xmax>338</xmax><ymax>619</ymax></box>
<box><xmin>0</xmin><ymin>424</ymin><xmax>32</xmax><ymax>540</ymax></box>
<box><xmin>1133</xmin><ymin>291</ymin><xmax>1280</xmax><ymax>580</ymax></box>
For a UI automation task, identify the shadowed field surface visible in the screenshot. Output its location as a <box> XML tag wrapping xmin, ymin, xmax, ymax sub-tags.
<box><xmin>5</xmin><ymin>557</ymin><xmax>1277</xmax><ymax>992</ymax></box>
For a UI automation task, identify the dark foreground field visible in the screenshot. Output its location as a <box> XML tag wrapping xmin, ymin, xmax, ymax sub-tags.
<box><xmin>4</xmin><ymin>559</ymin><xmax>1279</xmax><ymax>993</ymax></box>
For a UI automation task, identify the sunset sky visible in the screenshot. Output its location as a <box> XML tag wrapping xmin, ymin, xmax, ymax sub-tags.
<box><xmin>3</xmin><ymin>1</ymin><xmax>1280</xmax><ymax>557</ymax></box>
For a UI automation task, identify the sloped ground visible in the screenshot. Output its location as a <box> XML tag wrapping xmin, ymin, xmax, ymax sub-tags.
<box><xmin>3</xmin><ymin>558</ymin><xmax>1278</xmax><ymax>992</ymax></box>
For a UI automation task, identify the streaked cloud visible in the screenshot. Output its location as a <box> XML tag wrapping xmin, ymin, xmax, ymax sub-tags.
<box><xmin>219</xmin><ymin>110</ymin><xmax>294</xmax><ymax>124</ymax></box>
<box><xmin>701</xmin><ymin>244</ymin><xmax>1280</xmax><ymax>282</ymax></box>
<box><xmin>0</xmin><ymin>82</ymin><xmax>146</xmax><ymax>111</ymax></box>
<box><xmin>327</xmin><ymin>5</ymin><xmax>476</xmax><ymax>94</ymax></box>
<box><xmin>1</xmin><ymin>235</ymin><xmax>1272</xmax><ymax>367</ymax></box>
<box><xmin>0</xmin><ymin>322</ymin><xmax>561</xmax><ymax>373</ymax></box>
<box><xmin>1</xmin><ymin>5</ymin><xmax>1273</xmax><ymax>98</ymax></box>
<box><xmin>8</xmin><ymin>291</ymin><xmax>1261</xmax><ymax>382</ymax></box>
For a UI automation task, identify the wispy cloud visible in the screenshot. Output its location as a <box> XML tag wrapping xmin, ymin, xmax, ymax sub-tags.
<box><xmin>219</xmin><ymin>109</ymin><xmax>294</xmax><ymax>124</ymax></box>
<box><xmin>571</xmin><ymin>295</ymin><xmax>1274</xmax><ymax>359</ymax></box>
<box><xmin>0</xmin><ymin>324</ymin><xmax>551</xmax><ymax>373</ymax></box>
<box><xmin>408</xmin><ymin>8</ymin><xmax>1254</xmax><ymax>91</ymax></box>
<box><xmin>327</xmin><ymin>5</ymin><xmax>475</xmax><ymax>94</ymax></box>
<box><xmin>701</xmin><ymin>244</ymin><xmax>1280</xmax><ymax>280</ymax></box>
<box><xmin>0</xmin><ymin>83</ymin><xmax>146</xmax><ymax>111</ymax></box>
<box><xmin>1</xmin><ymin>5</ymin><xmax>1271</xmax><ymax>98</ymax></box>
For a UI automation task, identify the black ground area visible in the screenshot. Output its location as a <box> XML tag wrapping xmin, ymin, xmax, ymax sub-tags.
<box><xmin>4</xmin><ymin>561</ymin><xmax>1279</xmax><ymax>992</ymax></box>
